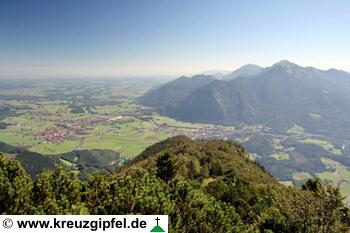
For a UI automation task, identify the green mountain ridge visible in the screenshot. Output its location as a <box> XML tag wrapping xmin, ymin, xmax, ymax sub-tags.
<box><xmin>127</xmin><ymin>136</ymin><xmax>277</xmax><ymax>185</ymax></box>
<box><xmin>1</xmin><ymin>136</ymin><xmax>349</xmax><ymax>232</ymax></box>
<box><xmin>0</xmin><ymin>142</ymin><xmax>123</xmax><ymax>179</ymax></box>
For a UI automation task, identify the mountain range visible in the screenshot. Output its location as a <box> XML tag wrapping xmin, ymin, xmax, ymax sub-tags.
<box><xmin>139</xmin><ymin>60</ymin><xmax>350</xmax><ymax>136</ymax></box>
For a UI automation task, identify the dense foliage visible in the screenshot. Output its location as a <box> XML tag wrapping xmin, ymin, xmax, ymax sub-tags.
<box><xmin>1</xmin><ymin>136</ymin><xmax>350</xmax><ymax>232</ymax></box>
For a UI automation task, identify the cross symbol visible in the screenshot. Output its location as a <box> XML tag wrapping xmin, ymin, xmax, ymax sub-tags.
<box><xmin>155</xmin><ymin>217</ymin><xmax>160</xmax><ymax>226</ymax></box>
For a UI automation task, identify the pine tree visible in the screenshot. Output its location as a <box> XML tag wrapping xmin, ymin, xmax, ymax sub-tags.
<box><xmin>0</xmin><ymin>154</ymin><xmax>33</xmax><ymax>214</ymax></box>
<box><xmin>156</xmin><ymin>153</ymin><xmax>175</xmax><ymax>182</ymax></box>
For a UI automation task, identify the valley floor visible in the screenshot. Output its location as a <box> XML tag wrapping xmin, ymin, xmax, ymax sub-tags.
<box><xmin>1</xmin><ymin>79</ymin><xmax>350</xmax><ymax>201</ymax></box>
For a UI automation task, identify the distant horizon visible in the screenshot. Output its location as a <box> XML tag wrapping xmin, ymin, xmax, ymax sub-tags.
<box><xmin>1</xmin><ymin>0</ymin><xmax>350</xmax><ymax>78</ymax></box>
<box><xmin>1</xmin><ymin>59</ymin><xmax>349</xmax><ymax>79</ymax></box>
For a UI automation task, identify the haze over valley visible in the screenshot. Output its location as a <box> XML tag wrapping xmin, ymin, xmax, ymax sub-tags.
<box><xmin>2</xmin><ymin>1</ymin><xmax>350</xmax><ymax>231</ymax></box>
<box><xmin>1</xmin><ymin>60</ymin><xmax>350</xmax><ymax>201</ymax></box>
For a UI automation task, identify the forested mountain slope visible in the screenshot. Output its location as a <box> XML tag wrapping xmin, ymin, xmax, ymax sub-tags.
<box><xmin>1</xmin><ymin>136</ymin><xmax>349</xmax><ymax>232</ymax></box>
<box><xmin>138</xmin><ymin>74</ymin><xmax>216</xmax><ymax>113</ymax></box>
<box><xmin>140</xmin><ymin>61</ymin><xmax>350</xmax><ymax>135</ymax></box>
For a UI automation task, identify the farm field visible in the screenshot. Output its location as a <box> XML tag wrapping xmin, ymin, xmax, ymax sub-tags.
<box><xmin>1</xmin><ymin>78</ymin><xmax>350</xmax><ymax>200</ymax></box>
<box><xmin>0</xmin><ymin>79</ymin><xmax>228</xmax><ymax>157</ymax></box>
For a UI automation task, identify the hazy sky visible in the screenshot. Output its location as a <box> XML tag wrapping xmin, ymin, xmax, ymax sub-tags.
<box><xmin>1</xmin><ymin>0</ymin><xmax>350</xmax><ymax>78</ymax></box>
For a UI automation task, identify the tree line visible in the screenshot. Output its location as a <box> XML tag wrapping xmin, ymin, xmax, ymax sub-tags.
<box><xmin>1</xmin><ymin>136</ymin><xmax>350</xmax><ymax>232</ymax></box>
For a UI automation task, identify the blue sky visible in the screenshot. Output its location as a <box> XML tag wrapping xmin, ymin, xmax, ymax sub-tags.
<box><xmin>1</xmin><ymin>0</ymin><xmax>350</xmax><ymax>77</ymax></box>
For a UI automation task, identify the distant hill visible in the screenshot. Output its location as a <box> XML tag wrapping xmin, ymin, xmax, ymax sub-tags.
<box><xmin>138</xmin><ymin>74</ymin><xmax>216</xmax><ymax>113</ymax></box>
<box><xmin>0</xmin><ymin>142</ymin><xmax>60</xmax><ymax>178</ymax></box>
<box><xmin>61</xmin><ymin>149</ymin><xmax>122</xmax><ymax>178</ymax></box>
<box><xmin>201</xmin><ymin>69</ymin><xmax>230</xmax><ymax>79</ymax></box>
<box><xmin>140</xmin><ymin>61</ymin><xmax>350</xmax><ymax>135</ymax></box>
<box><xmin>223</xmin><ymin>64</ymin><xmax>263</xmax><ymax>80</ymax></box>
<box><xmin>0</xmin><ymin>142</ymin><xmax>123</xmax><ymax>178</ymax></box>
